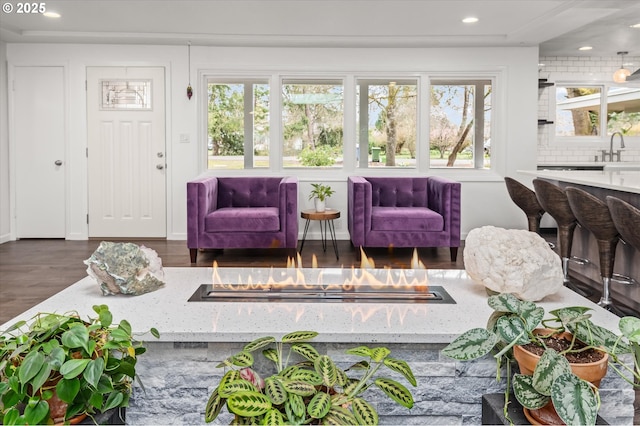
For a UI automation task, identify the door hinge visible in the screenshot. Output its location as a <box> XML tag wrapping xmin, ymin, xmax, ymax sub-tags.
<box><xmin>86</xmin><ymin>147</ymin><xmax>88</xmax><ymax>157</ymax></box>
<box><xmin>86</xmin><ymin>214</ymin><xmax>89</xmax><ymax>224</ymax></box>
<box><xmin>85</xmin><ymin>80</ymin><xmax>87</xmax><ymax>91</ymax></box>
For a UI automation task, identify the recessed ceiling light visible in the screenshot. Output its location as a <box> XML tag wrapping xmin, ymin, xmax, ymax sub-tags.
<box><xmin>43</xmin><ymin>11</ymin><xmax>61</xmax><ymax>18</ymax></box>
<box><xmin>578</xmin><ymin>46</ymin><xmax>593</xmax><ymax>51</ymax></box>
<box><xmin>462</xmin><ymin>17</ymin><xmax>478</xmax><ymax>24</ymax></box>
<box><xmin>631</xmin><ymin>23</ymin><xmax>640</xmax><ymax>28</ymax></box>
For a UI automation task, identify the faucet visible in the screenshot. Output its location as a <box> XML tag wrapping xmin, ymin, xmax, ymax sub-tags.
<box><xmin>601</xmin><ymin>132</ymin><xmax>625</xmax><ymax>162</ymax></box>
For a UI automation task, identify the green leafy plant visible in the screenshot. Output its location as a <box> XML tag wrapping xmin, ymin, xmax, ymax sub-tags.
<box><xmin>0</xmin><ymin>305</ymin><xmax>159</xmax><ymax>425</ymax></box>
<box><xmin>308</xmin><ymin>183</ymin><xmax>335</xmax><ymax>202</ymax></box>
<box><xmin>299</xmin><ymin>145</ymin><xmax>337</xmax><ymax>167</ymax></box>
<box><xmin>442</xmin><ymin>293</ymin><xmax>632</xmax><ymax>426</ymax></box>
<box><xmin>205</xmin><ymin>330</ymin><xmax>416</xmax><ymax>425</ymax></box>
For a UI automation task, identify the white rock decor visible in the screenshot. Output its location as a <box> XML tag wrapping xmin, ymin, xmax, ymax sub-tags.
<box><xmin>463</xmin><ymin>226</ymin><xmax>563</xmax><ymax>301</ymax></box>
<box><xmin>84</xmin><ymin>241</ymin><xmax>165</xmax><ymax>296</ymax></box>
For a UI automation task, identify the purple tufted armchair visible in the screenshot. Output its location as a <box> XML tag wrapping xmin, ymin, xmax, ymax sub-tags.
<box><xmin>187</xmin><ymin>176</ymin><xmax>298</xmax><ymax>263</ymax></box>
<box><xmin>347</xmin><ymin>176</ymin><xmax>461</xmax><ymax>261</ymax></box>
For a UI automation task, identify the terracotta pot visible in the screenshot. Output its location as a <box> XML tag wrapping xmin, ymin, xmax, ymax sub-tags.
<box><xmin>513</xmin><ymin>328</ymin><xmax>609</xmax><ymax>425</ymax></box>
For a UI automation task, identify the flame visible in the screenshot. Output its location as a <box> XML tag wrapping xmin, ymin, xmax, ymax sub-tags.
<box><xmin>211</xmin><ymin>249</ymin><xmax>428</xmax><ymax>293</ymax></box>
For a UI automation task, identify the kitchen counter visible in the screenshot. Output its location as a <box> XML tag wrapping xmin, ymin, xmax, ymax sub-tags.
<box><xmin>521</xmin><ymin>169</ymin><xmax>640</xmax><ymax>195</ymax></box>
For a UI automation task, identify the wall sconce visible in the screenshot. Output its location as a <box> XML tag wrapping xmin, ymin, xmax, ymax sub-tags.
<box><xmin>613</xmin><ymin>51</ymin><xmax>631</xmax><ymax>83</ymax></box>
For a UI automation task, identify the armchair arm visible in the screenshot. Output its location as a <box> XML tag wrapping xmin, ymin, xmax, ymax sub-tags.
<box><xmin>279</xmin><ymin>176</ymin><xmax>299</xmax><ymax>247</ymax></box>
<box><xmin>427</xmin><ymin>176</ymin><xmax>461</xmax><ymax>244</ymax></box>
<box><xmin>348</xmin><ymin>176</ymin><xmax>372</xmax><ymax>247</ymax></box>
<box><xmin>187</xmin><ymin>176</ymin><xmax>219</xmax><ymax>248</ymax></box>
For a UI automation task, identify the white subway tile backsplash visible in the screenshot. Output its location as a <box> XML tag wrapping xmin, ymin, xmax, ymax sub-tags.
<box><xmin>537</xmin><ymin>55</ymin><xmax>639</xmax><ymax>165</ymax></box>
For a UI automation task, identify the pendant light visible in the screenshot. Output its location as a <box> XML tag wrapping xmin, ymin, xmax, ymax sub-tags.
<box><xmin>613</xmin><ymin>51</ymin><xmax>631</xmax><ymax>83</ymax></box>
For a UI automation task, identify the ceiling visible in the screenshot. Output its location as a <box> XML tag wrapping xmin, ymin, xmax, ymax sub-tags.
<box><xmin>1</xmin><ymin>0</ymin><xmax>639</xmax><ymax>57</ymax></box>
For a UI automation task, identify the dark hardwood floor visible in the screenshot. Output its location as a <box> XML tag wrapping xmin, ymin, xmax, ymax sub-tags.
<box><xmin>0</xmin><ymin>239</ymin><xmax>465</xmax><ymax>325</ymax></box>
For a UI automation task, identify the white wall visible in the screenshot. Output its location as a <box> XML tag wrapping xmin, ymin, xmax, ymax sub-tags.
<box><xmin>0</xmin><ymin>41</ymin><xmax>9</xmax><ymax>243</ymax></box>
<box><xmin>2</xmin><ymin>43</ymin><xmax>540</xmax><ymax>242</ymax></box>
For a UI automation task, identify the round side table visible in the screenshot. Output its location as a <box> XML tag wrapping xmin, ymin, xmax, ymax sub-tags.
<box><xmin>299</xmin><ymin>209</ymin><xmax>340</xmax><ymax>260</ymax></box>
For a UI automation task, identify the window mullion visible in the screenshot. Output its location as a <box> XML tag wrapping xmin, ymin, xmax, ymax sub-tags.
<box><xmin>243</xmin><ymin>83</ymin><xmax>253</xmax><ymax>169</ymax></box>
<box><xmin>474</xmin><ymin>83</ymin><xmax>485</xmax><ymax>169</ymax></box>
<box><xmin>358</xmin><ymin>82</ymin><xmax>369</xmax><ymax>169</ymax></box>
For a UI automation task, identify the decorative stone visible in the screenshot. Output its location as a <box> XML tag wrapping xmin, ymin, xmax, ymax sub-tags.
<box><xmin>463</xmin><ymin>226</ymin><xmax>563</xmax><ymax>301</ymax></box>
<box><xmin>84</xmin><ymin>241</ymin><xmax>165</xmax><ymax>296</ymax></box>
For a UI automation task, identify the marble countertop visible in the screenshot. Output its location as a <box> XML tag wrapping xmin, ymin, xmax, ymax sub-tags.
<box><xmin>0</xmin><ymin>267</ymin><xmax>624</xmax><ymax>344</ymax></box>
<box><xmin>519</xmin><ymin>169</ymin><xmax>640</xmax><ymax>194</ymax></box>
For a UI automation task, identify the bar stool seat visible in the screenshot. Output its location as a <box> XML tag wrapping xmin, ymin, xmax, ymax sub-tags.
<box><xmin>607</xmin><ymin>197</ymin><xmax>640</xmax><ymax>282</ymax></box>
<box><xmin>505</xmin><ymin>177</ymin><xmax>545</xmax><ymax>234</ymax></box>
<box><xmin>565</xmin><ymin>187</ymin><xmax>621</xmax><ymax>314</ymax></box>
<box><xmin>533</xmin><ymin>179</ymin><xmax>590</xmax><ymax>295</ymax></box>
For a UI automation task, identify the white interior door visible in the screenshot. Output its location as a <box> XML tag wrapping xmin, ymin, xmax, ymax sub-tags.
<box><xmin>86</xmin><ymin>67</ymin><xmax>166</xmax><ymax>238</ymax></box>
<box><xmin>14</xmin><ymin>66</ymin><xmax>66</xmax><ymax>238</ymax></box>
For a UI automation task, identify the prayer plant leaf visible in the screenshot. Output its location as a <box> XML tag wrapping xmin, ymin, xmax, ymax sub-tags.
<box><xmin>383</xmin><ymin>357</ymin><xmax>417</xmax><ymax>386</ymax></box>
<box><xmin>314</xmin><ymin>355</ymin><xmax>337</xmax><ymax>387</ymax></box>
<box><xmin>374</xmin><ymin>378</ymin><xmax>414</xmax><ymax>408</ymax></box>
<box><xmin>291</xmin><ymin>342</ymin><xmax>320</xmax><ymax>362</ymax></box>
<box><xmin>281</xmin><ymin>331</ymin><xmax>318</xmax><ymax>343</ymax></box>
<box><xmin>227</xmin><ymin>391</ymin><xmax>272</xmax><ymax>417</ymax></box>
<box><xmin>352</xmin><ymin>397</ymin><xmax>379</xmax><ymax>426</ymax></box>
<box><xmin>204</xmin><ymin>388</ymin><xmax>224</xmax><ymax>423</ymax></box>
<box><xmin>243</xmin><ymin>336</ymin><xmax>275</xmax><ymax>353</ymax></box>
<box><xmin>307</xmin><ymin>391</ymin><xmax>331</xmax><ymax>419</ymax></box>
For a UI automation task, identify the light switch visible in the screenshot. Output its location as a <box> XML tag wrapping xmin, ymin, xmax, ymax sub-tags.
<box><xmin>180</xmin><ymin>133</ymin><xmax>190</xmax><ymax>143</ymax></box>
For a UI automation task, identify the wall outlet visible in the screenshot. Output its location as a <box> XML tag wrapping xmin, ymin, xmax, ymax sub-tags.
<box><xmin>179</xmin><ymin>133</ymin><xmax>190</xmax><ymax>143</ymax></box>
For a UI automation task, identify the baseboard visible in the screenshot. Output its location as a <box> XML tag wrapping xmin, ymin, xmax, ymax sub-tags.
<box><xmin>0</xmin><ymin>233</ymin><xmax>12</xmax><ymax>244</ymax></box>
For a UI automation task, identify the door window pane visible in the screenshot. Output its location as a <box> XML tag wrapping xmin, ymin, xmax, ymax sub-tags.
<box><xmin>282</xmin><ymin>80</ymin><xmax>343</xmax><ymax>168</ymax></box>
<box><xmin>207</xmin><ymin>80</ymin><xmax>269</xmax><ymax>169</ymax></box>
<box><xmin>357</xmin><ymin>79</ymin><xmax>417</xmax><ymax>168</ymax></box>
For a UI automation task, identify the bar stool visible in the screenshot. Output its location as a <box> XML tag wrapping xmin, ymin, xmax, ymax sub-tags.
<box><xmin>606</xmin><ymin>196</ymin><xmax>640</xmax><ymax>281</ymax></box>
<box><xmin>504</xmin><ymin>177</ymin><xmax>545</xmax><ymax>234</ymax></box>
<box><xmin>565</xmin><ymin>187</ymin><xmax>621</xmax><ymax>313</ymax></box>
<box><xmin>532</xmin><ymin>179</ymin><xmax>590</xmax><ymax>295</ymax></box>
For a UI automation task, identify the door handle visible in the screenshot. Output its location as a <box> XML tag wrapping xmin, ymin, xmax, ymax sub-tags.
<box><xmin>156</xmin><ymin>164</ymin><xmax>164</xmax><ymax>170</ymax></box>
<box><xmin>54</xmin><ymin>160</ymin><xmax>63</xmax><ymax>166</ymax></box>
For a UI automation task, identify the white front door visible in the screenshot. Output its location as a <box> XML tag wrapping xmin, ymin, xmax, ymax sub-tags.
<box><xmin>14</xmin><ymin>66</ymin><xmax>66</xmax><ymax>238</ymax></box>
<box><xmin>86</xmin><ymin>67</ymin><xmax>166</xmax><ymax>238</ymax></box>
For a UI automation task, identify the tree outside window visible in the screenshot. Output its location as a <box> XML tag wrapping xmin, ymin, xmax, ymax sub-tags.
<box><xmin>357</xmin><ymin>79</ymin><xmax>417</xmax><ymax>168</ymax></box>
<box><xmin>207</xmin><ymin>80</ymin><xmax>269</xmax><ymax>169</ymax></box>
<box><xmin>430</xmin><ymin>81</ymin><xmax>492</xmax><ymax>168</ymax></box>
<box><xmin>282</xmin><ymin>80</ymin><xmax>344</xmax><ymax>168</ymax></box>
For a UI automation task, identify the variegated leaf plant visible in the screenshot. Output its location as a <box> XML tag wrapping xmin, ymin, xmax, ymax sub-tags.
<box><xmin>205</xmin><ymin>330</ymin><xmax>416</xmax><ymax>425</ymax></box>
<box><xmin>441</xmin><ymin>293</ymin><xmax>632</xmax><ymax>426</ymax></box>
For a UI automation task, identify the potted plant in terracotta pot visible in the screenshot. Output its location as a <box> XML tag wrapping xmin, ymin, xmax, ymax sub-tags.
<box><xmin>0</xmin><ymin>304</ymin><xmax>159</xmax><ymax>425</ymax></box>
<box><xmin>442</xmin><ymin>293</ymin><xmax>631</xmax><ymax>425</ymax></box>
<box><xmin>205</xmin><ymin>330</ymin><xmax>416</xmax><ymax>425</ymax></box>
<box><xmin>308</xmin><ymin>183</ymin><xmax>335</xmax><ymax>212</ymax></box>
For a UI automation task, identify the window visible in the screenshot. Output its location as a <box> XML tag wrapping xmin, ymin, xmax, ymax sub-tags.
<box><xmin>207</xmin><ymin>79</ymin><xmax>269</xmax><ymax>169</ymax></box>
<box><xmin>281</xmin><ymin>79</ymin><xmax>344</xmax><ymax>168</ymax></box>
<box><xmin>555</xmin><ymin>85</ymin><xmax>640</xmax><ymax>139</ymax></box>
<box><xmin>356</xmin><ymin>79</ymin><xmax>417</xmax><ymax>168</ymax></box>
<box><xmin>555</xmin><ymin>85</ymin><xmax>602</xmax><ymax>137</ymax></box>
<box><xmin>430</xmin><ymin>80</ymin><xmax>492</xmax><ymax>168</ymax></box>
<box><xmin>203</xmin><ymin>73</ymin><xmax>496</xmax><ymax>172</ymax></box>
<box><xmin>606</xmin><ymin>87</ymin><xmax>640</xmax><ymax>137</ymax></box>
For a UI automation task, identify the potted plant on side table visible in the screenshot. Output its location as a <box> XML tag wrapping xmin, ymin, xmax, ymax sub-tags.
<box><xmin>308</xmin><ymin>183</ymin><xmax>335</xmax><ymax>212</ymax></box>
<box><xmin>442</xmin><ymin>293</ymin><xmax>632</xmax><ymax>425</ymax></box>
<box><xmin>205</xmin><ymin>330</ymin><xmax>416</xmax><ymax>425</ymax></box>
<box><xmin>0</xmin><ymin>304</ymin><xmax>159</xmax><ymax>425</ymax></box>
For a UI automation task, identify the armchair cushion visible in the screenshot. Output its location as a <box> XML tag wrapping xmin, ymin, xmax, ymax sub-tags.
<box><xmin>371</xmin><ymin>207</ymin><xmax>443</xmax><ymax>232</ymax></box>
<box><xmin>205</xmin><ymin>207</ymin><xmax>280</xmax><ymax>232</ymax></box>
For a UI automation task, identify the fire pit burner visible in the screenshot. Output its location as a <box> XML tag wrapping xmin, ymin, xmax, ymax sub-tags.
<box><xmin>188</xmin><ymin>284</ymin><xmax>455</xmax><ymax>304</ymax></box>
